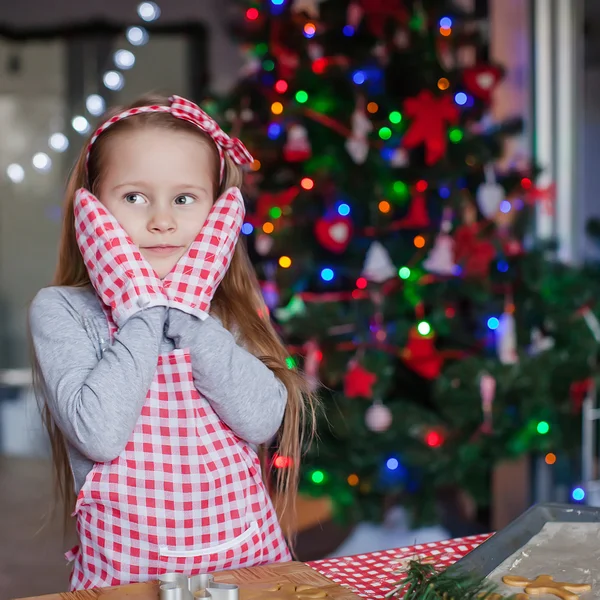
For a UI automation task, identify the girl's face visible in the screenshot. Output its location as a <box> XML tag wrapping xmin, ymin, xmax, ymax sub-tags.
<box><xmin>97</xmin><ymin>128</ymin><xmax>216</xmax><ymax>279</ymax></box>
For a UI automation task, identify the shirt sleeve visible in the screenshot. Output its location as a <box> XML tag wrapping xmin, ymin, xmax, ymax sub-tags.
<box><xmin>167</xmin><ymin>309</ymin><xmax>287</xmax><ymax>445</ymax></box>
<box><xmin>29</xmin><ymin>287</ymin><xmax>166</xmax><ymax>463</ymax></box>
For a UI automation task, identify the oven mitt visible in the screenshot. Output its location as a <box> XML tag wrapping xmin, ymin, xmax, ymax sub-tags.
<box><xmin>74</xmin><ymin>188</ymin><xmax>168</xmax><ymax>328</ymax></box>
<box><xmin>162</xmin><ymin>186</ymin><xmax>245</xmax><ymax>321</ymax></box>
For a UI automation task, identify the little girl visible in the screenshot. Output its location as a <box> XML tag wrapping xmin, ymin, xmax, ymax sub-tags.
<box><xmin>29</xmin><ymin>93</ymin><xmax>314</xmax><ymax>590</ymax></box>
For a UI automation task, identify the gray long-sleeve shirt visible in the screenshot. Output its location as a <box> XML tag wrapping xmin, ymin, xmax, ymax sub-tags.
<box><xmin>29</xmin><ymin>285</ymin><xmax>287</xmax><ymax>493</ymax></box>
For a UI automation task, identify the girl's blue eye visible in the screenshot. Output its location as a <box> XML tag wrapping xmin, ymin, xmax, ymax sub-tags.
<box><xmin>125</xmin><ymin>193</ymin><xmax>145</xmax><ymax>204</ymax></box>
<box><xmin>174</xmin><ymin>195</ymin><xmax>195</xmax><ymax>205</ymax></box>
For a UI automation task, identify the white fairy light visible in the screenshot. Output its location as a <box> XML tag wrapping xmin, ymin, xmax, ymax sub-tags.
<box><xmin>137</xmin><ymin>2</ymin><xmax>161</xmax><ymax>22</ymax></box>
<box><xmin>6</xmin><ymin>163</ymin><xmax>25</xmax><ymax>183</ymax></box>
<box><xmin>103</xmin><ymin>70</ymin><xmax>125</xmax><ymax>91</ymax></box>
<box><xmin>114</xmin><ymin>49</ymin><xmax>136</xmax><ymax>70</ymax></box>
<box><xmin>32</xmin><ymin>152</ymin><xmax>52</xmax><ymax>172</ymax></box>
<box><xmin>72</xmin><ymin>116</ymin><xmax>91</xmax><ymax>134</ymax></box>
<box><xmin>86</xmin><ymin>94</ymin><xmax>106</xmax><ymax>116</ymax></box>
<box><xmin>126</xmin><ymin>26</ymin><xmax>149</xmax><ymax>46</ymax></box>
<box><xmin>49</xmin><ymin>133</ymin><xmax>69</xmax><ymax>152</ymax></box>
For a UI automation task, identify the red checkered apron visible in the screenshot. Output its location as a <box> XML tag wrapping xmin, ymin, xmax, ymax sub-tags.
<box><xmin>67</xmin><ymin>201</ymin><xmax>291</xmax><ymax>588</ymax></box>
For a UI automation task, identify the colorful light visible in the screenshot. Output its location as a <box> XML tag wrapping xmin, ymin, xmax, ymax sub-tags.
<box><xmin>312</xmin><ymin>58</ymin><xmax>327</xmax><ymax>74</ymax></box>
<box><xmin>246</xmin><ymin>7</ymin><xmax>259</xmax><ymax>20</ymax></box>
<box><xmin>497</xmin><ymin>260</ymin><xmax>508</xmax><ymax>273</ymax></box>
<box><xmin>343</xmin><ymin>25</ymin><xmax>355</xmax><ymax>36</ymax></box>
<box><xmin>379</xmin><ymin>200</ymin><xmax>391</xmax><ymax>213</ymax></box>
<box><xmin>347</xmin><ymin>474</ymin><xmax>359</xmax><ymax>486</ymax></box>
<box><xmin>439</xmin><ymin>186</ymin><xmax>451</xmax><ymax>198</ymax></box>
<box><xmin>413</xmin><ymin>235</ymin><xmax>425</xmax><ymax>248</ymax></box>
<box><xmin>295</xmin><ymin>90</ymin><xmax>308</xmax><ymax>103</ymax></box>
<box><xmin>250</xmin><ymin>160</ymin><xmax>261</xmax><ymax>171</ymax></box>
<box><xmin>241</xmin><ymin>223</ymin><xmax>254</xmax><ymax>235</ymax></box>
<box><xmin>286</xmin><ymin>356</ymin><xmax>297</xmax><ymax>369</ymax></box>
<box><xmin>417</xmin><ymin>321</ymin><xmax>431</xmax><ymax>336</ymax></box>
<box><xmin>271</xmin><ymin>0</ymin><xmax>285</xmax><ymax>5</ymax></box>
<box><xmin>301</xmin><ymin>177</ymin><xmax>314</xmax><ymax>190</ymax></box>
<box><xmin>537</xmin><ymin>421</ymin><xmax>550</xmax><ymax>435</ymax></box>
<box><xmin>321</xmin><ymin>268</ymin><xmax>334</xmax><ymax>281</ymax></box>
<box><xmin>440</xmin><ymin>26</ymin><xmax>452</xmax><ymax>37</ymax></box>
<box><xmin>271</xmin><ymin>101</ymin><xmax>284</xmax><ymax>115</ymax></box>
<box><xmin>416</xmin><ymin>180</ymin><xmax>428</xmax><ymax>192</ymax></box>
<box><xmin>338</xmin><ymin>203</ymin><xmax>350</xmax><ymax>216</ymax></box>
<box><xmin>438</xmin><ymin>78</ymin><xmax>450</xmax><ymax>91</ymax></box>
<box><xmin>263</xmin><ymin>59</ymin><xmax>275</xmax><ymax>71</ymax></box>
<box><xmin>389</xmin><ymin>111</ymin><xmax>402</xmax><ymax>124</ymax></box>
<box><xmin>393</xmin><ymin>180</ymin><xmax>409</xmax><ymax>196</ymax></box>
<box><xmin>263</xmin><ymin>222</ymin><xmax>275</xmax><ymax>234</ymax></box>
<box><xmin>399</xmin><ymin>267</ymin><xmax>411</xmax><ymax>279</ymax></box>
<box><xmin>425</xmin><ymin>430</ymin><xmax>443</xmax><ymax>448</ymax></box>
<box><xmin>379</xmin><ymin>127</ymin><xmax>392</xmax><ymax>140</ymax></box>
<box><xmin>367</xmin><ymin>102</ymin><xmax>378</xmax><ymax>113</ymax></box>
<box><xmin>449</xmin><ymin>127</ymin><xmax>463</xmax><ymax>143</ymax></box>
<box><xmin>268</xmin><ymin>123</ymin><xmax>282</xmax><ymax>139</ymax></box>
<box><xmin>500</xmin><ymin>200</ymin><xmax>511</xmax><ymax>213</ymax></box>
<box><xmin>353</xmin><ymin>71</ymin><xmax>366</xmax><ymax>85</ymax></box>
<box><xmin>521</xmin><ymin>177</ymin><xmax>532</xmax><ymax>189</ymax></box>
<box><xmin>545</xmin><ymin>453</ymin><xmax>557</xmax><ymax>465</ymax></box>
<box><xmin>356</xmin><ymin>277</ymin><xmax>368</xmax><ymax>289</ymax></box>
<box><xmin>386</xmin><ymin>458</ymin><xmax>399</xmax><ymax>471</ymax></box>
<box><xmin>304</xmin><ymin>23</ymin><xmax>316</xmax><ymax>38</ymax></box>
<box><xmin>255</xmin><ymin>42</ymin><xmax>269</xmax><ymax>55</ymax></box>
<box><xmin>311</xmin><ymin>470</ymin><xmax>325</xmax><ymax>484</ymax></box>
<box><xmin>274</xmin><ymin>79</ymin><xmax>288</xmax><ymax>93</ymax></box>
<box><xmin>440</xmin><ymin>17</ymin><xmax>453</xmax><ymax>28</ymax></box>
<box><xmin>572</xmin><ymin>487</ymin><xmax>585</xmax><ymax>502</ymax></box>
<box><xmin>279</xmin><ymin>256</ymin><xmax>292</xmax><ymax>268</ymax></box>
<box><xmin>454</xmin><ymin>92</ymin><xmax>468</xmax><ymax>106</ymax></box>
<box><xmin>487</xmin><ymin>317</ymin><xmax>500</xmax><ymax>330</ymax></box>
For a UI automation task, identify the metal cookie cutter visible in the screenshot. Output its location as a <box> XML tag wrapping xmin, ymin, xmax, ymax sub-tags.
<box><xmin>159</xmin><ymin>573</ymin><xmax>239</xmax><ymax>600</ymax></box>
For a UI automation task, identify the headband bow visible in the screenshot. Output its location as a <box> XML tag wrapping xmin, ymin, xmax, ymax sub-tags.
<box><xmin>86</xmin><ymin>95</ymin><xmax>254</xmax><ymax>182</ymax></box>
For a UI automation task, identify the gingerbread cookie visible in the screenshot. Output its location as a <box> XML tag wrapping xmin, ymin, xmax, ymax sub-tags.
<box><xmin>503</xmin><ymin>574</ymin><xmax>591</xmax><ymax>600</ymax></box>
<box><xmin>241</xmin><ymin>583</ymin><xmax>328</xmax><ymax>600</ymax></box>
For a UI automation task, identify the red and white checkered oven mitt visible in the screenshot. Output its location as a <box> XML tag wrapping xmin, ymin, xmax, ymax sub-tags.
<box><xmin>163</xmin><ymin>187</ymin><xmax>245</xmax><ymax>320</ymax></box>
<box><xmin>74</xmin><ymin>188</ymin><xmax>168</xmax><ymax>327</ymax></box>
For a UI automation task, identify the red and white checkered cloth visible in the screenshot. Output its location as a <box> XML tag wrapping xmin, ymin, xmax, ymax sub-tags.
<box><xmin>307</xmin><ymin>533</ymin><xmax>493</xmax><ymax>599</ymax></box>
<box><xmin>74</xmin><ymin>188</ymin><xmax>168</xmax><ymax>327</ymax></box>
<box><xmin>162</xmin><ymin>187</ymin><xmax>245</xmax><ymax>321</ymax></box>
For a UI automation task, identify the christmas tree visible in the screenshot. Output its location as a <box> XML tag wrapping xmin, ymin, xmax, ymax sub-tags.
<box><xmin>207</xmin><ymin>0</ymin><xmax>600</xmax><ymax>526</ymax></box>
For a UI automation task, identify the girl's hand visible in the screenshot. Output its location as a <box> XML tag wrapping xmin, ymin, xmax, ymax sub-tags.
<box><xmin>163</xmin><ymin>187</ymin><xmax>245</xmax><ymax>320</ymax></box>
<box><xmin>74</xmin><ymin>188</ymin><xmax>168</xmax><ymax>327</ymax></box>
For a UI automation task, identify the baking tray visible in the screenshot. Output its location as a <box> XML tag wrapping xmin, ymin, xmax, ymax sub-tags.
<box><xmin>449</xmin><ymin>502</ymin><xmax>600</xmax><ymax>578</ymax></box>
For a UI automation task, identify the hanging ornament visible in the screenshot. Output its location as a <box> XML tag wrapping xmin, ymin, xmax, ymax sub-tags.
<box><xmin>476</xmin><ymin>164</ymin><xmax>505</xmax><ymax>218</ymax></box>
<box><xmin>525</xmin><ymin>182</ymin><xmax>556</xmax><ymax>216</ymax></box>
<box><xmin>436</xmin><ymin>38</ymin><xmax>454</xmax><ymax>71</ymax></box>
<box><xmin>315</xmin><ymin>214</ymin><xmax>353</xmax><ymax>253</ymax></box>
<box><xmin>291</xmin><ymin>0</ymin><xmax>327</xmax><ymax>19</ymax></box>
<box><xmin>479</xmin><ymin>373</ymin><xmax>496</xmax><ymax>434</ymax></box>
<box><xmin>357</xmin><ymin>0</ymin><xmax>408</xmax><ymax>37</ymax></box>
<box><xmin>261</xmin><ymin>280</ymin><xmax>280</xmax><ymax>309</ymax></box>
<box><xmin>347</xmin><ymin>1</ymin><xmax>364</xmax><ymax>28</ymax></box>
<box><xmin>303</xmin><ymin>339</ymin><xmax>322</xmax><ymax>392</ymax></box>
<box><xmin>239</xmin><ymin>47</ymin><xmax>262</xmax><ymax>78</ymax></box>
<box><xmin>255</xmin><ymin>234</ymin><xmax>274</xmax><ymax>256</ymax></box>
<box><xmin>365</xmin><ymin>401</ymin><xmax>392</xmax><ymax>432</ymax></box>
<box><xmin>530</xmin><ymin>327</ymin><xmax>555</xmax><ymax>355</ymax></box>
<box><xmin>570</xmin><ymin>378</ymin><xmax>593</xmax><ymax>413</ymax></box>
<box><xmin>463</xmin><ymin>64</ymin><xmax>503</xmax><ymax>102</ymax></box>
<box><xmin>361</xmin><ymin>241</ymin><xmax>396</xmax><ymax>283</ymax></box>
<box><xmin>453</xmin><ymin>221</ymin><xmax>497</xmax><ymax>278</ymax></box>
<box><xmin>496</xmin><ymin>304</ymin><xmax>518</xmax><ymax>365</ymax></box>
<box><xmin>283</xmin><ymin>124</ymin><xmax>312</xmax><ymax>163</ymax></box>
<box><xmin>423</xmin><ymin>208</ymin><xmax>456</xmax><ymax>275</ymax></box>
<box><xmin>397</xmin><ymin>194</ymin><xmax>430</xmax><ymax>229</ymax></box>
<box><xmin>402</xmin><ymin>91</ymin><xmax>459</xmax><ymax>165</ymax></box>
<box><xmin>344</xmin><ymin>361</ymin><xmax>377</xmax><ymax>398</ymax></box>
<box><xmin>274</xmin><ymin>295</ymin><xmax>307</xmax><ymax>322</ymax></box>
<box><xmin>345</xmin><ymin>98</ymin><xmax>373</xmax><ymax>164</ymax></box>
<box><xmin>401</xmin><ymin>327</ymin><xmax>443</xmax><ymax>380</ymax></box>
<box><xmin>256</xmin><ymin>187</ymin><xmax>299</xmax><ymax>222</ymax></box>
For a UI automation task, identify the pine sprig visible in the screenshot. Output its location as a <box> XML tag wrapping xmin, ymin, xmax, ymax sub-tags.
<box><xmin>390</xmin><ymin>560</ymin><xmax>519</xmax><ymax>600</ymax></box>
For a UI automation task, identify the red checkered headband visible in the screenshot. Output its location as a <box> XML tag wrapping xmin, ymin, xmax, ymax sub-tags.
<box><xmin>86</xmin><ymin>95</ymin><xmax>254</xmax><ymax>183</ymax></box>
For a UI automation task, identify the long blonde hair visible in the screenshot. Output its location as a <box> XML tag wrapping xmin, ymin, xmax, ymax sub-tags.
<box><xmin>32</xmin><ymin>93</ymin><xmax>317</xmax><ymax>534</ymax></box>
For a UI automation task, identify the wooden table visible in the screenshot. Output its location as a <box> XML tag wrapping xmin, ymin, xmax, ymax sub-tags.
<box><xmin>14</xmin><ymin>561</ymin><xmax>360</xmax><ymax>600</ymax></box>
